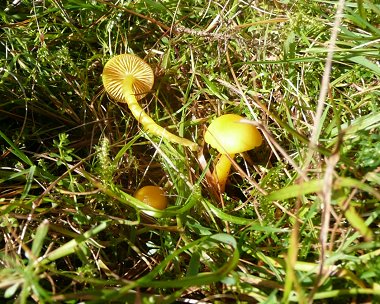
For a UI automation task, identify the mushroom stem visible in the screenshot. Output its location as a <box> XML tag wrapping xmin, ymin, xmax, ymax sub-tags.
<box><xmin>213</xmin><ymin>153</ymin><xmax>235</xmax><ymax>192</ymax></box>
<box><xmin>122</xmin><ymin>80</ymin><xmax>198</xmax><ymax>151</ymax></box>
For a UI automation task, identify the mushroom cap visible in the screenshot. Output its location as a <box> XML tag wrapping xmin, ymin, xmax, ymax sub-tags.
<box><xmin>102</xmin><ymin>54</ymin><xmax>154</xmax><ymax>103</ymax></box>
<box><xmin>204</xmin><ymin>114</ymin><xmax>263</xmax><ymax>154</ymax></box>
<box><xmin>134</xmin><ymin>185</ymin><xmax>168</xmax><ymax>210</ymax></box>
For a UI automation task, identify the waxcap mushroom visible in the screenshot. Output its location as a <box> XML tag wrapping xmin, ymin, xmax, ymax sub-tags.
<box><xmin>102</xmin><ymin>54</ymin><xmax>199</xmax><ymax>151</ymax></box>
<box><xmin>134</xmin><ymin>185</ymin><xmax>168</xmax><ymax>210</ymax></box>
<box><xmin>204</xmin><ymin>114</ymin><xmax>263</xmax><ymax>192</ymax></box>
<box><xmin>204</xmin><ymin>114</ymin><xmax>263</xmax><ymax>154</ymax></box>
<box><xmin>102</xmin><ymin>54</ymin><xmax>154</xmax><ymax>103</ymax></box>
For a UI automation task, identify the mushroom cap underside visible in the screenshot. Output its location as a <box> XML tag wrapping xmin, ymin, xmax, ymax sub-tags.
<box><xmin>102</xmin><ymin>54</ymin><xmax>154</xmax><ymax>102</ymax></box>
<box><xmin>205</xmin><ymin>114</ymin><xmax>263</xmax><ymax>154</ymax></box>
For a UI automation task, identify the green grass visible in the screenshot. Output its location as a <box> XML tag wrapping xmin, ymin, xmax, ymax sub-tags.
<box><xmin>1</xmin><ymin>0</ymin><xmax>379</xmax><ymax>303</ymax></box>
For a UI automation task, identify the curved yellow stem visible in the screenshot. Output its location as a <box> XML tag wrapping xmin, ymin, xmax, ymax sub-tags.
<box><xmin>213</xmin><ymin>153</ymin><xmax>235</xmax><ymax>192</ymax></box>
<box><xmin>122</xmin><ymin>79</ymin><xmax>198</xmax><ymax>151</ymax></box>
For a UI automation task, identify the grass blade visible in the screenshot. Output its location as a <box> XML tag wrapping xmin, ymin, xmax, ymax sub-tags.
<box><xmin>0</xmin><ymin>130</ymin><xmax>33</xmax><ymax>166</ymax></box>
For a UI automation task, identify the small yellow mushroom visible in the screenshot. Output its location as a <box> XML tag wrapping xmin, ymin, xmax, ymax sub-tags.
<box><xmin>204</xmin><ymin>114</ymin><xmax>263</xmax><ymax>192</ymax></box>
<box><xmin>134</xmin><ymin>185</ymin><xmax>168</xmax><ymax>210</ymax></box>
<box><xmin>102</xmin><ymin>54</ymin><xmax>198</xmax><ymax>151</ymax></box>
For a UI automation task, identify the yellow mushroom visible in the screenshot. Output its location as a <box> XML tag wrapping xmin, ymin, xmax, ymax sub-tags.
<box><xmin>204</xmin><ymin>114</ymin><xmax>263</xmax><ymax>192</ymax></box>
<box><xmin>134</xmin><ymin>185</ymin><xmax>168</xmax><ymax>210</ymax></box>
<box><xmin>102</xmin><ymin>54</ymin><xmax>198</xmax><ymax>151</ymax></box>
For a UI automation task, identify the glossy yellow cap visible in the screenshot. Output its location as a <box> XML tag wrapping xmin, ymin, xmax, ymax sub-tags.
<box><xmin>134</xmin><ymin>186</ymin><xmax>168</xmax><ymax>210</ymax></box>
<box><xmin>205</xmin><ymin>114</ymin><xmax>263</xmax><ymax>154</ymax></box>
